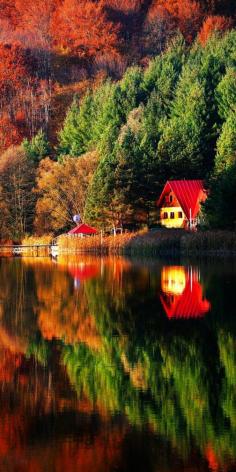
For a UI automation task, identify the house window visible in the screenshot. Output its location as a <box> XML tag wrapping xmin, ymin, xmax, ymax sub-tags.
<box><xmin>163</xmin><ymin>212</ymin><xmax>168</xmax><ymax>219</ymax></box>
<box><xmin>178</xmin><ymin>211</ymin><xmax>183</xmax><ymax>218</ymax></box>
<box><xmin>169</xmin><ymin>194</ymin><xmax>173</xmax><ymax>203</ymax></box>
<box><xmin>170</xmin><ymin>212</ymin><xmax>175</xmax><ymax>219</ymax></box>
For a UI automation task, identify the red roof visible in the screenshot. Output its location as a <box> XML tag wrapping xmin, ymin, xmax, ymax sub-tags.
<box><xmin>160</xmin><ymin>281</ymin><xmax>211</xmax><ymax>319</ymax></box>
<box><xmin>157</xmin><ymin>180</ymin><xmax>207</xmax><ymax>220</ymax></box>
<box><xmin>68</xmin><ymin>223</ymin><xmax>98</xmax><ymax>235</ymax></box>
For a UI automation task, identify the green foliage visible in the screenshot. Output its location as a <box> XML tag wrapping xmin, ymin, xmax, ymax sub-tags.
<box><xmin>57</xmin><ymin>31</ymin><xmax>236</xmax><ymax>230</ymax></box>
<box><xmin>215</xmin><ymin>112</ymin><xmax>236</xmax><ymax>173</ymax></box>
<box><xmin>27</xmin><ymin>338</ymin><xmax>50</xmax><ymax>366</ymax></box>
<box><xmin>203</xmin><ymin>162</ymin><xmax>236</xmax><ymax>229</ymax></box>
<box><xmin>216</xmin><ymin>68</ymin><xmax>236</xmax><ymax>120</ymax></box>
<box><xmin>57</xmin><ymin>94</ymin><xmax>94</xmax><ymax>157</ymax></box>
<box><xmin>23</xmin><ymin>130</ymin><xmax>50</xmax><ymax>163</ymax></box>
<box><xmin>143</xmin><ymin>35</ymin><xmax>187</xmax><ymax>100</ymax></box>
<box><xmin>157</xmin><ymin>67</ymin><xmax>207</xmax><ymax>177</ymax></box>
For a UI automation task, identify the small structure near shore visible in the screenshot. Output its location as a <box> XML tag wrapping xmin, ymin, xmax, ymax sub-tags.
<box><xmin>68</xmin><ymin>223</ymin><xmax>98</xmax><ymax>237</ymax></box>
<box><xmin>157</xmin><ymin>180</ymin><xmax>207</xmax><ymax>230</ymax></box>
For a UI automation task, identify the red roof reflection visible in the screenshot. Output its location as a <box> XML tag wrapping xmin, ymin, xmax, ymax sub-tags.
<box><xmin>160</xmin><ymin>266</ymin><xmax>211</xmax><ymax>319</ymax></box>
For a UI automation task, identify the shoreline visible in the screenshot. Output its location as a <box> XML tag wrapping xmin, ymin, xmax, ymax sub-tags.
<box><xmin>1</xmin><ymin>230</ymin><xmax>236</xmax><ymax>258</ymax></box>
<box><xmin>56</xmin><ymin>229</ymin><xmax>236</xmax><ymax>257</ymax></box>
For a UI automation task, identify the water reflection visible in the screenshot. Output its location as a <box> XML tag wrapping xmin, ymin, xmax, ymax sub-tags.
<box><xmin>160</xmin><ymin>266</ymin><xmax>211</xmax><ymax>319</ymax></box>
<box><xmin>0</xmin><ymin>256</ymin><xmax>236</xmax><ymax>471</ymax></box>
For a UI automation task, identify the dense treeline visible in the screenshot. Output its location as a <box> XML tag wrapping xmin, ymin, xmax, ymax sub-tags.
<box><xmin>0</xmin><ymin>3</ymin><xmax>236</xmax><ymax>237</ymax></box>
<box><xmin>57</xmin><ymin>30</ymin><xmax>236</xmax><ymax>231</ymax></box>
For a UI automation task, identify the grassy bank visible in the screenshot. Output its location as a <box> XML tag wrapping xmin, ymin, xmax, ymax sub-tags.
<box><xmin>2</xmin><ymin>230</ymin><xmax>236</xmax><ymax>258</ymax></box>
<box><xmin>57</xmin><ymin>230</ymin><xmax>236</xmax><ymax>257</ymax></box>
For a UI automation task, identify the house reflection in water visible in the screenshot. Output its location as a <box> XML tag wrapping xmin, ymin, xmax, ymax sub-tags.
<box><xmin>160</xmin><ymin>266</ymin><xmax>211</xmax><ymax>319</ymax></box>
<box><xmin>68</xmin><ymin>263</ymin><xmax>99</xmax><ymax>289</ymax></box>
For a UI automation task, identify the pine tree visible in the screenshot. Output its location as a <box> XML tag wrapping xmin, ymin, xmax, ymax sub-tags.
<box><xmin>203</xmin><ymin>162</ymin><xmax>236</xmax><ymax>229</ymax></box>
<box><xmin>216</xmin><ymin>68</ymin><xmax>236</xmax><ymax>120</ymax></box>
<box><xmin>215</xmin><ymin>112</ymin><xmax>236</xmax><ymax>173</ymax></box>
<box><xmin>23</xmin><ymin>129</ymin><xmax>50</xmax><ymax>163</ymax></box>
<box><xmin>157</xmin><ymin>68</ymin><xmax>207</xmax><ymax>177</ymax></box>
<box><xmin>57</xmin><ymin>93</ymin><xmax>94</xmax><ymax>158</ymax></box>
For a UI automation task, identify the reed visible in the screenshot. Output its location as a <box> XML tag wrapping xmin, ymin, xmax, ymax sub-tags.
<box><xmin>57</xmin><ymin>230</ymin><xmax>236</xmax><ymax>256</ymax></box>
<box><xmin>20</xmin><ymin>234</ymin><xmax>53</xmax><ymax>257</ymax></box>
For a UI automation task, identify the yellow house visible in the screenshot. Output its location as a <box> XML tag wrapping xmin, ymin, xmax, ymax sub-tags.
<box><xmin>157</xmin><ymin>180</ymin><xmax>207</xmax><ymax>229</ymax></box>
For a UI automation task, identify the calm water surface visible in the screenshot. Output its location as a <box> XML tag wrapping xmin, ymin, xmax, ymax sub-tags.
<box><xmin>0</xmin><ymin>255</ymin><xmax>236</xmax><ymax>472</ymax></box>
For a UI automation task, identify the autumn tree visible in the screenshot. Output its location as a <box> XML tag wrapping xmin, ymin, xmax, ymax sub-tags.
<box><xmin>149</xmin><ymin>0</ymin><xmax>203</xmax><ymax>42</ymax></box>
<box><xmin>0</xmin><ymin>146</ymin><xmax>36</xmax><ymax>240</ymax></box>
<box><xmin>51</xmin><ymin>0</ymin><xmax>120</xmax><ymax>61</ymax></box>
<box><xmin>0</xmin><ymin>43</ymin><xmax>31</xmax><ymax>105</ymax></box>
<box><xmin>34</xmin><ymin>152</ymin><xmax>98</xmax><ymax>234</ymax></box>
<box><xmin>15</xmin><ymin>0</ymin><xmax>59</xmax><ymax>49</ymax></box>
<box><xmin>142</xmin><ymin>4</ymin><xmax>175</xmax><ymax>57</ymax></box>
<box><xmin>198</xmin><ymin>15</ymin><xmax>232</xmax><ymax>45</ymax></box>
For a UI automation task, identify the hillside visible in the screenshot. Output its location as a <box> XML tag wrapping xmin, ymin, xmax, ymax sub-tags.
<box><xmin>0</xmin><ymin>0</ymin><xmax>235</xmax><ymax>150</ymax></box>
<box><xmin>0</xmin><ymin>0</ymin><xmax>236</xmax><ymax>239</ymax></box>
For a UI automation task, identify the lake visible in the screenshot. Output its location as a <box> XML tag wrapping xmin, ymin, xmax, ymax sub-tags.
<box><xmin>0</xmin><ymin>255</ymin><xmax>236</xmax><ymax>472</ymax></box>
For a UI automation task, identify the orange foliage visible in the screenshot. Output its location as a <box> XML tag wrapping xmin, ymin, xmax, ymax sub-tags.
<box><xmin>198</xmin><ymin>15</ymin><xmax>232</xmax><ymax>45</ymax></box>
<box><xmin>0</xmin><ymin>0</ymin><xmax>17</xmax><ymax>27</ymax></box>
<box><xmin>149</xmin><ymin>0</ymin><xmax>203</xmax><ymax>40</ymax></box>
<box><xmin>103</xmin><ymin>0</ymin><xmax>143</xmax><ymax>13</ymax></box>
<box><xmin>0</xmin><ymin>348</ymin><xmax>23</xmax><ymax>383</ymax></box>
<box><xmin>32</xmin><ymin>261</ymin><xmax>102</xmax><ymax>349</ymax></box>
<box><xmin>0</xmin><ymin>43</ymin><xmax>30</xmax><ymax>97</ymax></box>
<box><xmin>0</xmin><ymin>114</ymin><xmax>24</xmax><ymax>150</ymax></box>
<box><xmin>51</xmin><ymin>0</ymin><xmax>121</xmax><ymax>59</ymax></box>
<box><xmin>14</xmin><ymin>0</ymin><xmax>60</xmax><ymax>48</ymax></box>
<box><xmin>0</xmin><ymin>43</ymin><xmax>34</xmax><ymax>150</ymax></box>
<box><xmin>0</xmin><ymin>0</ymin><xmax>234</xmax><ymax>151</ymax></box>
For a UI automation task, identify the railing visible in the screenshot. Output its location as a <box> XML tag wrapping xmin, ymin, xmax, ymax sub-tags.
<box><xmin>0</xmin><ymin>244</ymin><xmax>54</xmax><ymax>256</ymax></box>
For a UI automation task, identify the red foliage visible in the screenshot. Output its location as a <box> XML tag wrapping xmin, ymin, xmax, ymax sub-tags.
<box><xmin>14</xmin><ymin>0</ymin><xmax>61</xmax><ymax>48</ymax></box>
<box><xmin>51</xmin><ymin>0</ymin><xmax>121</xmax><ymax>60</ymax></box>
<box><xmin>149</xmin><ymin>0</ymin><xmax>203</xmax><ymax>41</ymax></box>
<box><xmin>198</xmin><ymin>14</ymin><xmax>233</xmax><ymax>45</ymax></box>
<box><xmin>0</xmin><ymin>114</ymin><xmax>24</xmax><ymax>150</ymax></box>
<box><xmin>0</xmin><ymin>0</ymin><xmax>17</xmax><ymax>25</ymax></box>
<box><xmin>0</xmin><ymin>349</ymin><xmax>23</xmax><ymax>383</ymax></box>
<box><xmin>0</xmin><ymin>0</ymin><xmax>234</xmax><ymax>151</ymax></box>
<box><xmin>103</xmin><ymin>0</ymin><xmax>143</xmax><ymax>14</ymax></box>
<box><xmin>0</xmin><ymin>43</ymin><xmax>30</xmax><ymax>98</ymax></box>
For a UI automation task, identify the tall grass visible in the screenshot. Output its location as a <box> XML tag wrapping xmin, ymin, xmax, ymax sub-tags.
<box><xmin>57</xmin><ymin>230</ymin><xmax>236</xmax><ymax>256</ymax></box>
<box><xmin>19</xmin><ymin>234</ymin><xmax>53</xmax><ymax>257</ymax></box>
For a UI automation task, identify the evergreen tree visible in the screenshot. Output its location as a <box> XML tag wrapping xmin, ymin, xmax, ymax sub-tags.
<box><xmin>23</xmin><ymin>129</ymin><xmax>50</xmax><ymax>163</ymax></box>
<box><xmin>216</xmin><ymin>68</ymin><xmax>236</xmax><ymax>120</ymax></box>
<box><xmin>58</xmin><ymin>93</ymin><xmax>94</xmax><ymax>157</ymax></box>
<box><xmin>157</xmin><ymin>69</ymin><xmax>207</xmax><ymax>177</ymax></box>
<box><xmin>143</xmin><ymin>34</ymin><xmax>187</xmax><ymax>100</ymax></box>
<box><xmin>215</xmin><ymin>111</ymin><xmax>236</xmax><ymax>173</ymax></box>
<box><xmin>204</xmin><ymin>162</ymin><xmax>236</xmax><ymax>229</ymax></box>
<box><xmin>118</xmin><ymin>66</ymin><xmax>145</xmax><ymax>117</ymax></box>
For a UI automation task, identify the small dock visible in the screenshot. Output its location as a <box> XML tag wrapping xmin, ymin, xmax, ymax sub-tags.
<box><xmin>0</xmin><ymin>244</ymin><xmax>58</xmax><ymax>257</ymax></box>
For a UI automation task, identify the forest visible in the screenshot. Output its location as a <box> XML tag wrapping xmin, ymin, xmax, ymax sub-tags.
<box><xmin>0</xmin><ymin>0</ymin><xmax>236</xmax><ymax>239</ymax></box>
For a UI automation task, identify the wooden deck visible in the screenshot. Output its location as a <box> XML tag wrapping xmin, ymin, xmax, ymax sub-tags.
<box><xmin>0</xmin><ymin>244</ymin><xmax>57</xmax><ymax>257</ymax></box>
